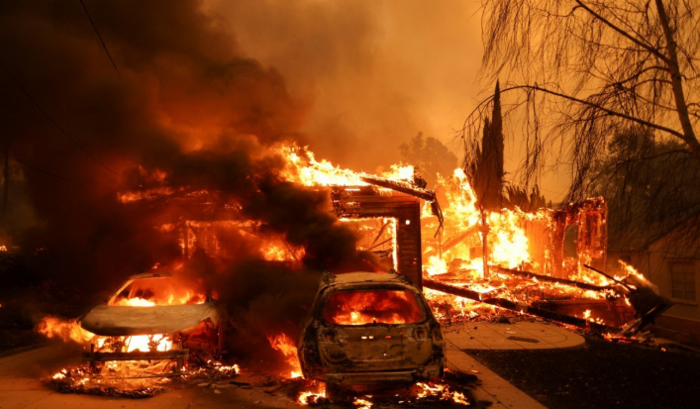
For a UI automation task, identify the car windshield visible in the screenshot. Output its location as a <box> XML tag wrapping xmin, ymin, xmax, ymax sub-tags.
<box><xmin>323</xmin><ymin>289</ymin><xmax>424</xmax><ymax>325</ymax></box>
<box><xmin>108</xmin><ymin>276</ymin><xmax>207</xmax><ymax>306</ymax></box>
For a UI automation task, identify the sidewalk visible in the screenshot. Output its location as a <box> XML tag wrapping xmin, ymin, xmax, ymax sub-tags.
<box><xmin>447</xmin><ymin>321</ymin><xmax>585</xmax><ymax>350</ymax></box>
<box><xmin>445</xmin><ymin>322</ymin><xmax>585</xmax><ymax>409</ymax></box>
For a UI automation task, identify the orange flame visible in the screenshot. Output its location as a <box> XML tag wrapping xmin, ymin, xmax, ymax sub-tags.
<box><xmin>323</xmin><ymin>290</ymin><xmax>423</xmax><ymax>325</ymax></box>
<box><xmin>298</xmin><ymin>388</ymin><xmax>326</xmax><ymax>405</ymax></box>
<box><xmin>415</xmin><ymin>382</ymin><xmax>470</xmax><ymax>405</ymax></box>
<box><xmin>36</xmin><ymin>316</ymin><xmax>95</xmax><ymax>344</ymax></box>
<box><xmin>267</xmin><ymin>333</ymin><xmax>303</xmax><ymax>378</ymax></box>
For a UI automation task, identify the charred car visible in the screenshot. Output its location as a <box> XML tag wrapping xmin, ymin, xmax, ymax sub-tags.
<box><xmin>78</xmin><ymin>272</ymin><xmax>226</xmax><ymax>367</ymax></box>
<box><xmin>298</xmin><ymin>272</ymin><xmax>444</xmax><ymax>391</ymax></box>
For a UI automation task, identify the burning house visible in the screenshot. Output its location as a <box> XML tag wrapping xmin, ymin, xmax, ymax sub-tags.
<box><xmin>28</xmin><ymin>143</ymin><xmax>673</xmax><ymax>403</ymax></box>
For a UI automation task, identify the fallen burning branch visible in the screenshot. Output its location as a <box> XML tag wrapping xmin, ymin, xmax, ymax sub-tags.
<box><xmin>423</xmin><ymin>278</ymin><xmax>619</xmax><ymax>333</ymax></box>
<box><xmin>425</xmin><ymin>262</ymin><xmax>674</xmax><ymax>336</ymax></box>
<box><xmin>492</xmin><ymin>266</ymin><xmax>611</xmax><ymax>292</ymax></box>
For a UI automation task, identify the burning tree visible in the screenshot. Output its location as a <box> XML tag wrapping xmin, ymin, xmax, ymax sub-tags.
<box><xmin>467</xmin><ymin>0</ymin><xmax>700</xmax><ymax>203</ymax></box>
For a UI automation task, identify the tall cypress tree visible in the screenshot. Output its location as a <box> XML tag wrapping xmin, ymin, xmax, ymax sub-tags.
<box><xmin>474</xmin><ymin>80</ymin><xmax>504</xmax><ymax>211</ymax></box>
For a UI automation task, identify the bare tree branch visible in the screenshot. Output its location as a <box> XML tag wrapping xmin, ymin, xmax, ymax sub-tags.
<box><xmin>574</xmin><ymin>0</ymin><xmax>670</xmax><ymax>64</ymax></box>
<box><xmin>499</xmin><ymin>84</ymin><xmax>686</xmax><ymax>143</ymax></box>
<box><xmin>471</xmin><ymin>0</ymin><xmax>700</xmax><ymax>198</ymax></box>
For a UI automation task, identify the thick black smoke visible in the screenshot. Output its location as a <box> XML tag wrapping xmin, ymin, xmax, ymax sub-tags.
<box><xmin>0</xmin><ymin>0</ymin><xmax>373</xmax><ymax>364</ymax></box>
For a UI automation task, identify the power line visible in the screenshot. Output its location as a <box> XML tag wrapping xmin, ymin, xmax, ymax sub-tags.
<box><xmin>79</xmin><ymin>0</ymin><xmax>122</xmax><ymax>78</ymax></box>
<box><xmin>0</xmin><ymin>59</ymin><xmax>118</xmax><ymax>176</ymax></box>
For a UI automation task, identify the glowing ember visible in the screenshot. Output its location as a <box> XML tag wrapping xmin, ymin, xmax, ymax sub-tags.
<box><xmin>267</xmin><ymin>333</ymin><xmax>303</xmax><ymax>378</ymax></box>
<box><xmin>415</xmin><ymin>381</ymin><xmax>471</xmax><ymax>405</ymax></box>
<box><xmin>298</xmin><ymin>388</ymin><xmax>327</xmax><ymax>405</ymax></box>
<box><xmin>353</xmin><ymin>397</ymin><xmax>373</xmax><ymax>409</ymax></box>
<box><xmin>118</xmin><ymin>187</ymin><xmax>178</xmax><ymax>203</ymax></box>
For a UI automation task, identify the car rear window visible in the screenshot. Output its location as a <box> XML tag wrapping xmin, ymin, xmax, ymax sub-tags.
<box><xmin>323</xmin><ymin>290</ymin><xmax>424</xmax><ymax>325</ymax></box>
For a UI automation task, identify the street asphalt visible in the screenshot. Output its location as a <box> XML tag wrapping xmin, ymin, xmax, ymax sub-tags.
<box><xmin>0</xmin><ymin>322</ymin><xmax>582</xmax><ymax>409</ymax></box>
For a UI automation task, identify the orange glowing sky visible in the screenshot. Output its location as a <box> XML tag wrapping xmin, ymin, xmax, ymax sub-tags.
<box><xmin>208</xmin><ymin>0</ymin><xmax>571</xmax><ymax>201</ymax></box>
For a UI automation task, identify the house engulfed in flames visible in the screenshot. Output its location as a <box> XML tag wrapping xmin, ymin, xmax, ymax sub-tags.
<box><xmin>151</xmin><ymin>145</ymin><xmax>670</xmax><ymax>335</ymax></box>
<box><xmin>35</xmin><ymin>144</ymin><xmax>670</xmax><ymax>400</ymax></box>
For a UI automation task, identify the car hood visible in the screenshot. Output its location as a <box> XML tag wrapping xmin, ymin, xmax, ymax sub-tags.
<box><xmin>79</xmin><ymin>303</ymin><xmax>220</xmax><ymax>336</ymax></box>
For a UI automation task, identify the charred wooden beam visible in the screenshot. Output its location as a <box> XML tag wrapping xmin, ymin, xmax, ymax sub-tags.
<box><xmin>359</xmin><ymin>175</ymin><xmax>445</xmax><ymax>233</ymax></box>
<box><xmin>360</xmin><ymin>175</ymin><xmax>436</xmax><ymax>201</ymax></box>
<box><xmin>83</xmin><ymin>349</ymin><xmax>189</xmax><ymax>362</ymax></box>
<box><xmin>584</xmin><ymin>264</ymin><xmax>633</xmax><ymax>290</ymax></box>
<box><xmin>423</xmin><ymin>278</ymin><xmax>484</xmax><ymax>301</ymax></box>
<box><xmin>492</xmin><ymin>266</ymin><xmax>611</xmax><ymax>292</ymax></box>
<box><xmin>423</xmin><ymin>278</ymin><xmax>619</xmax><ymax>333</ymax></box>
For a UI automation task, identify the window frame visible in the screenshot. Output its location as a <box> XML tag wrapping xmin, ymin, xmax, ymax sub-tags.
<box><xmin>668</xmin><ymin>259</ymin><xmax>697</xmax><ymax>305</ymax></box>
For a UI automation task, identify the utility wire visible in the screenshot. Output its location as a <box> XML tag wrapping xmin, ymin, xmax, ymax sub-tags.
<box><xmin>0</xmin><ymin>147</ymin><xmax>96</xmax><ymax>184</ymax></box>
<box><xmin>0</xmin><ymin>59</ymin><xmax>118</xmax><ymax>176</ymax></box>
<box><xmin>79</xmin><ymin>0</ymin><xmax>122</xmax><ymax>78</ymax></box>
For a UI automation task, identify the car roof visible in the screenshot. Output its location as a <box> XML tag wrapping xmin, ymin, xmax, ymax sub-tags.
<box><xmin>128</xmin><ymin>271</ymin><xmax>173</xmax><ymax>280</ymax></box>
<box><xmin>322</xmin><ymin>271</ymin><xmax>416</xmax><ymax>288</ymax></box>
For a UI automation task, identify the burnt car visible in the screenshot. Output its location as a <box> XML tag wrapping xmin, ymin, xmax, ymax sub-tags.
<box><xmin>78</xmin><ymin>272</ymin><xmax>226</xmax><ymax>366</ymax></box>
<box><xmin>298</xmin><ymin>272</ymin><xmax>444</xmax><ymax>391</ymax></box>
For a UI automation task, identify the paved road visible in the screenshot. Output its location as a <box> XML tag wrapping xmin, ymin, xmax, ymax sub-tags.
<box><xmin>0</xmin><ymin>343</ymin><xmax>297</xmax><ymax>409</ymax></box>
<box><xmin>0</xmin><ymin>324</ymin><xmax>570</xmax><ymax>409</ymax></box>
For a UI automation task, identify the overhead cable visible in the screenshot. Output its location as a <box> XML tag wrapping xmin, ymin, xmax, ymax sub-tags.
<box><xmin>79</xmin><ymin>0</ymin><xmax>122</xmax><ymax>78</ymax></box>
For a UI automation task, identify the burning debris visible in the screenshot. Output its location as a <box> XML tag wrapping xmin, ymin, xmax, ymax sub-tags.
<box><xmin>293</xmin><ymin>379</ymin><xmax>475</xmax><ymax>408</ymax></box>
<box><xmin>279</xmin><ymin>147</ymin><xmax>670</xmax><ymax>338</ymax></box>
<box><xmin>48</xmin><ymin>358</ymin><xmax>240</xmax><ymax>398</ymax></box>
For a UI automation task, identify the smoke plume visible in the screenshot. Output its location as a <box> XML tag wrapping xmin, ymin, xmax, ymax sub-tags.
<box><xmin>0</xmin><ymin>0</ymin><xmax>381</xmax><ymax>362</ymax></box>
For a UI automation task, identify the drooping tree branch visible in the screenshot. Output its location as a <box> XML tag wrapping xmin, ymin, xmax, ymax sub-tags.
<box><xmin>500</xmin><ymin>84</ymin><xmax>687</xmax><ymax>140</ymax></box>
<box><xmin>471</xmin><ymin>0</ymin><xmax>700</xmax><ymax>197</ymax></box>
<box><xmin>574</xmin><ymin>0</ymin><xmax>670</xmax><ymax>64</ymax></box>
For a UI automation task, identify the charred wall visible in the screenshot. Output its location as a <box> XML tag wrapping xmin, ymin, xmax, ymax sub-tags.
<box><xmin>331</xmin><ymin>186</ymin><xmax>423</xmax><ymax>288</ymax></box>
